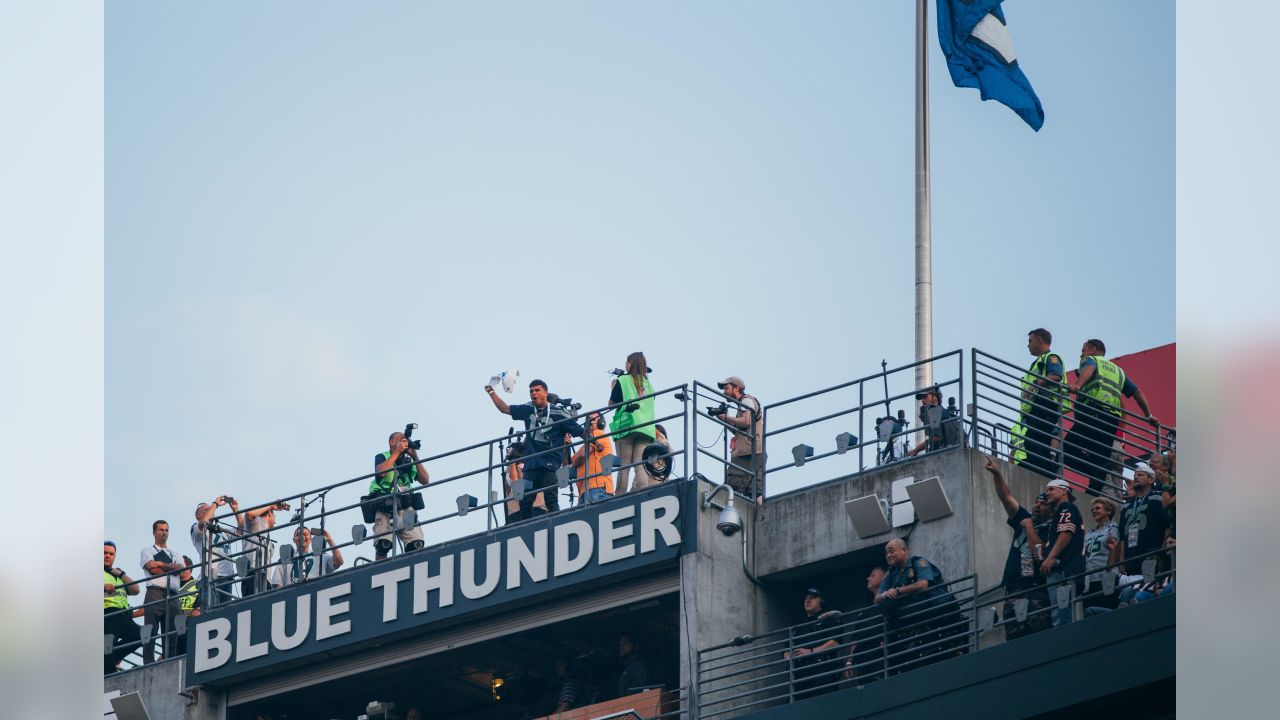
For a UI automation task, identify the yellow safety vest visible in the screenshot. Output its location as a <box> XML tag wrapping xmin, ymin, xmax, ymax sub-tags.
<box><xmin>104</xmin><ymin>570</ymin><xmax>128</xmax><ymax>610</ymax></box>
<box><xmin>1080</xmin><ymin>355</ymin><xmax>1126</xmax><ymax>417</ymax></box>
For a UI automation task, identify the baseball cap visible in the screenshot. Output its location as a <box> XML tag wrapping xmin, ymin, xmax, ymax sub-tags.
<box><xmin>915</xmin><ymin>385</ymin><xmax>941</xmax><ymax>399</ymax></box>
<box><xmin>1044</xmin><ymin>478</ymin><xmax>1076</xmax><ymax>499</ymax></box>
<box><xmin>803</xmin><ymin>587</ymin><xmax>822</xmax><ymax>598</ymax></box>
<box><xmin>717</xmin><ymin>376</ymin><xmax>745</xmax><ymax>390</ymax></box>
<box><xmin>1034</xmin><ymin>493</ymin><xmax>1050</xmax><ymax>504</ymax></box>
<box><xmin>1133</xmin><ymin>462</ymin><xmax>1155</xmax><ymax>477</ymax></box>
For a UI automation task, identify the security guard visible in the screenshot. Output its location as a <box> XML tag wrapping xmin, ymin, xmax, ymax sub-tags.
<box><xmin>1010</xmin><ymin>328</ymin><xmax>1068</xmax><ymax>479</ymax></box>
<box><xmin>103</xmin><ymin>541</ymin><xmax>141</xmax><ymax>674</ymax></box>
<box><xmin>1064</xmin><ymin>339</ymin><xmax>1159</xmax><ymax>497</ymax></box>
<box><xmin>176</xmin><ymin>556</ymin><xmax>201</xmax><ymax>654</ymax></box>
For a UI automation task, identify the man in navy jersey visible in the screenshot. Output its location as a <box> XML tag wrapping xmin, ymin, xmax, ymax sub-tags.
<box><xmin>1120</xmin><ymin>462</ymin><xmax>1170</xmax><ymax>575</ymax></box>
<box><xmin>1040</xmin><ymin>479</ymin><xmax>1085</xmax><ymax>626</ymax></box>
<box><xmin>983</xmin><ymin>456</ymin><xmax>1052</xmax><ymax>638</ymax></box>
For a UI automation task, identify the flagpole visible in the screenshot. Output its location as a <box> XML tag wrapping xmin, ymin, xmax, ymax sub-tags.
<box><xmin>914</xmin><ymin>0</ymin><xmax>933</xmax><ymax>392</ymax></box>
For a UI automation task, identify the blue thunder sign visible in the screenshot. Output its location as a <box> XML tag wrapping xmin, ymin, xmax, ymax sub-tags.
<box><xmin>186</xmin><ymin>483</ymin><xmax>692</xmax><ymax>686</ymax></box>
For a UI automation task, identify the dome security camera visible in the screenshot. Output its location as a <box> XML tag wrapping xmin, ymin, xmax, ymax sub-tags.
<box><xmin>716</xmin><ymin>502</ymin><xmax>743</xmax><ymax>537</ymax></box>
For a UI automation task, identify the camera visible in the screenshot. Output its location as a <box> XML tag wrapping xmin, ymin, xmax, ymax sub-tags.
<box><xmin>221</xmin><ymin>495</ymin><xmax>235</xmax><ymax>506</ymax></box>
<box><xmin>506</xmin><ymin>441</ymin><xmax>525</xmax><ymax>459</ymax></box>
<box><xmin>404</xmin><ymin>422</ymin><xmax>421</xmax><ymax>451</ymax></box>
<box><xmin>706</xmin><ymin>402</ymin><xmax>728</xmax><ymax>417</ymax></box>
<box><xmin>547</xmin><ymin>394</ymin><xmax>582</xmax><ymax>413</ymax></box>
<box><xmin>276</xmin><ymin>500</ymin><xmax>291</xmax><ymax>511</ymax></box>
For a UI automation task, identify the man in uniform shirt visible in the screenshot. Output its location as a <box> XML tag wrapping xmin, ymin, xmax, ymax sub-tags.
<box><xmin>1120</xmin><ymin>462</ymin><xmax>1170</xmax><ymax>575</ymax></box>
<box><xmin>983</xmin><ymin>456</ymin><xmax>1052</xmax><ymax>639</ymax></box>
<box><xmin>1064</xmin><ymin>338</ymin><xmax>1159</xmax><ymax>496</ymax></box>
<box><xmin>1040</xmin><ymin>479</ymin><xmax>1085</xmax><ymax>627</ymax></box>
<box><xmin>176</xmin><ymin>556</ymin><xmax>200</xmax><ymax>654</ymax></box>
<box><xmin>104</xmin><ymin>541</ymin><xmax>141</xmax><ymax>674</ymax></box>
<box><xmin>875</xmin><ymin>539</ymin><xmax>952</xmax><ymax>673</ymax></box>
<box><xmin>782</xmin><ymin>588</ymin><xmax>842</xmax><ymax>700</ymax></box>
<box><xmin>1011</xmin><ymin>328</ymin><xmax>1067</xmax><ymax>479</ymax></box>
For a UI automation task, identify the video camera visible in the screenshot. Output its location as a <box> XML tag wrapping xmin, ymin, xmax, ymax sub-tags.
<box><xmin>404</xmin><ymin>422</ymin><xmax>421</xmax><ymax>451</ymax></box>
<box><xmin>547</xmin><ymin>394</ymin><xmax>582</xmax><ymax>413</ymax></box>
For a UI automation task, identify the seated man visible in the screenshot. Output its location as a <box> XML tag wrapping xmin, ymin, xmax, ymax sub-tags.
<box><xmin>616</xmin><ymin>632</ymin><xmax>654</xmax><ymax>698</ymax></box>
<box><xmin>285</xmin><ymin>526</ymin><xmax>344</xmax><ymax>583</ymax></box>
<box><xmin>782</xmin><ymin>588</ymin><xmax>842</xmax><ymax>700</ymax></box>
<box><xmin>906</xmin><ymin>386</ymin><xmax>961</xmax><ymax>457</ymax></box>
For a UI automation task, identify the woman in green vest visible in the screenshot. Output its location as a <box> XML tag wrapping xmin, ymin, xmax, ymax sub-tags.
<box><xmin>609</xmin><ymin>351</ymin><xmax>657</xmax><ymax>493</ymax></box>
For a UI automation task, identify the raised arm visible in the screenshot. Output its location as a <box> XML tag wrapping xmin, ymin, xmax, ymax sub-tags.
<box><xmin>984</xmin><ymin>456</ymin><xmax>1021</xmax><ymax>518</ymax></box>
<box><xmin>486</xmin><ymin>385</ymin><xmax>511</xmax><ymax>414</ymax></box>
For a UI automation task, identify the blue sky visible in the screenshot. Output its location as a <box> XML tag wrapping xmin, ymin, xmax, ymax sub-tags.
<box><xmin>105</xmin><ymin>1</ymin><xmax>1174</xmax><ymax>562</ymax></box>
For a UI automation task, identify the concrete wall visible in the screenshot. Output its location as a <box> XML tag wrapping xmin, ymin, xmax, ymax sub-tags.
<box><xmin>104</xmin><ymin>659</ymin><xmax>224</xmax><ymax>720</ymax></box>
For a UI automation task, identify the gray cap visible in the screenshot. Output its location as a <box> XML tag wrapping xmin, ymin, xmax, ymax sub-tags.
<box><xmin>717</xmin><ymin>376</ymin><xmax>745</xmax><ymax>390</ymax></box>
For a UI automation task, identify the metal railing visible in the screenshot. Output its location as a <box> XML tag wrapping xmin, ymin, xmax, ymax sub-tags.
<box><xmin>695</xmin><ymin>546</ymin><xmax>1176</xmax><ymax>718</ymax></box>
<box><xmin>970</xmin><ymin>349</ymin><xmax>1176</xmax><ymax>501</ymax></box>
<box><xmin>757</xmin><ymin>351</ymin><xmax>965</xmax><ymax>500</ymax></box>
<box><xmin>696</xmin><ymin>574</ymin><xmax>977</xmax><ymax>719</ymax></box>
<box><xmin>106</xmin><ymin>385</ymin><xmax>692</xmax><ymax>675</ymax></box>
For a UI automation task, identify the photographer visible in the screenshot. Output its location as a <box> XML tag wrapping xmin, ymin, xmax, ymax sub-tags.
<box><xmin>242</xmin><ymin>500</ymin><xmax>290</xmax><ymax>595</ymax></box>
<box><xmin>571</xmin><ymin>412</ymin><xmax>615</xmax><ymax>505</ymax></box>
<box><xmin>192</xmin><ymin>495</ymin><xmax>245</xmax><ymax>604</ymax></box>
<box><xmin>503</xmin><ymin>440</ymin><xmax>546</xmax><ymax>523</ymax></box>
<box><xmin>486</xmin><ymin>379</ymin><xmax>583</xmax><ymax>515</ymax></box>
<box><xmin>608</xmin><ymin>352</ymin><xmax>656</xmax><ymax>493</ymax></box>
<box><xmin>906</xmin><ymin>386</ymin><xmax>961</xmax><ymax>457</ymax></box>
<box><xmin>369</xmin><ymin>430</ymin><xmax>431</xmax><ymax>560</ymax></box>
<box><xmin>714</xmin><ymin>376</ymin><xmax>766</xmax><ymax>505</ymax></box>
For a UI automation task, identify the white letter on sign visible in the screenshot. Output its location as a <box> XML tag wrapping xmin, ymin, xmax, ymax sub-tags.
<box><xmin>554</xmin><ymin>520</ymin><xmax>593</xmax><ymax>577</ymax></box>
<box><xmin>371</xmin><ymin>566</ymin><xmax>412</xmax><ymax>622</ymax></box>
<box><xmin>315</xmin><ymin>583</ymin><xmax>353</xmax><ymax>640</ymax></box>
<box><xmin>639</xmin><ymin>495</ymin><xmax>681</xmax><ymax>553</ymax></box>
<box><xmin>271</xmin><ymin>596</ymin><xmax>311</xmax><ymax>651</ymax></box>
<box><xmin>598</xmin><ymin>505</ymin><xmax>636</xmax><ymax>565</ymax></box>
<box><xmin>235</xmin><ymin>609</ymin><xmax>269</xmax><ymax>661</ymax></box>
<box><xmin>193</xmin><ymin>618</ymin><xmax>233</xmax><ymax>673</ymax></box>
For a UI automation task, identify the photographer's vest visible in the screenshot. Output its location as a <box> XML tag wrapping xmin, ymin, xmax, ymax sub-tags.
<box><xmin>1080</xmin><ymin>356</ymin><xmax>1126</xmax><ymax>417</ymax></box>
<box><xmin>610</xmin><ymin>375</ymin><xmax>656</xmax><ymax>440</ymax></box>
<box><xmin>178</xmin><ymin>577</ymin><xmax>199</xmax><ymax>614</ymax></box>
<box><xmin>104</xmin><ymin>571</ymin><xmax>128</xmax><ymax>610</ymax></box>
<box><xmin>370</xmin><ymin>451</ymin><xmax>417</xmax><ymax>495</ymax></box>
<box><xmin>732</xmin><ymin>394</ymin><xmax>764</xmax><ymax>458</ymax></box>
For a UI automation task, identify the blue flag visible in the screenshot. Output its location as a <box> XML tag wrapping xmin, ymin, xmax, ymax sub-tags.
<box><xmin>936</xmin><ymin>0</ymin><xmax>1044</xmax><ymax>131</ymax></box>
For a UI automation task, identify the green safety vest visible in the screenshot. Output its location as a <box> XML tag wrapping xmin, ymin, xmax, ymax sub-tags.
<box><xmin>610</xmin><ymin>375</ymin><xmax>656</xmax><ymax>440</ymax></box>
<box><xmin>1019</xmin><ymin>351</ymin><xmax>1071</xmax><ymax>415</ymax></box>
<box><xmin>1080</xmin><ymin>355</ymin><xmax>1126</xmax><ymax>416</ymax></box>
<box><xmin>370</xmin><ymin>451</ymin><xmax>417</xmax><ymax>495</ymax></box>
<box><xmin>178</xmin><ymin>578</ymin><xmax>199</xmax><ymax>614</ymax></box>
<box><xmin>104</xmin><ymin>570</ymin><xmax>128</xmax><ymax>610</ymax></box>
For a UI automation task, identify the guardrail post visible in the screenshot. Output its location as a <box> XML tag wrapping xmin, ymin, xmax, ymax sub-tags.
<box><xmin>786</xmin><ymin>626</ymin><xmax>796</xmax><ymax>703</ymax></box>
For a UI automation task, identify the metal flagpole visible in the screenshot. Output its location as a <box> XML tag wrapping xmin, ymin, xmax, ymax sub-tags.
<box><xmin>914</xmin><ymin>0</ymin><xmax>934</xmax><ymax>392</ymax></box>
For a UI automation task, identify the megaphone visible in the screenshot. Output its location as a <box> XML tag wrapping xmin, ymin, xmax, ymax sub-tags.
<box><xmin>488</xmin><ymin>369</ymin><xmax>520</xmax><ymax>394</ymax></box>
